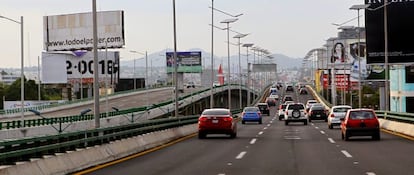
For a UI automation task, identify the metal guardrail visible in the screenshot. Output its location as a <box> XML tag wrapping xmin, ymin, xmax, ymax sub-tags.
<box><xmin>0</xmin><ymin>109</ymin><xmax>243</xmax><ymax>165</ymax></box>
<box><xmin>307</xmin><ymin>85</ymin><xmax>414</xmax><ymax>124</ymax></box>
<box><xmin>0</xmin><ymin>84</ymin><xmax>253</xmax><ymax>130</ymax></box>
<box><xmin>0</xmin><ymin>86</ymin><xmax>170</xmax><ymax>115</ymax></box>
<box><xmin>0</xmin><ymin>116</ymin><xmax>198</xmax><ymax>165</ymax></box>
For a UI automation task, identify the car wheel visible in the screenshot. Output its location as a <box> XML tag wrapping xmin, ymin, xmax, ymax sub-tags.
<box><xmin>373</xmin><ymin>132</ymin><xmax>381</xmax><ymax>140</ymax></box>
<box><xmin>344</xmin><ymin>131</ymin><xmax>350</xmax><ymax>141</ymax></box>
<box><xmin>292</xmin><ymin>110</ymin><xmax>300</xmax><ymax>118</ymax></box>
<box><xmin>279</xmin><ymin>116</ymin><xmax>282</xmax><ymax>121</ymax></box>
<box><xmin>308</xmin><ymin>118</ymin><xmax>312</xmax><ymax>122</ymax></box>
<box><xmin>328</xmin><ymin>124</ymin><xmax>333</xmax><ymax>129</ymax></box>
<box><xmin>198</xmin><ymin>132</ymin><xmax>206</xmax><ymax>139</ymax></box>
<box><xmin>230</xmin><ymin>132</ymin><xmax>237</xmax><ymax>138</ymax></box>
<box><xmin>285</xmin><ymin>121</ymin><xmax>288</xmax><ymax>125</ymax></box>
<box><xmin>259</xmin><ymin>120</ymin><xmax>262</xmax><ymax>124</ymax></box>
<box><xmin>304</xmin><ymin>120</ymin><xmax>308</xmax><ymax>125</ymax></box>
<box><xmin>242</xmin><ymin>120</ymin><xmax>245</xmax><ymax>124</ymax></box>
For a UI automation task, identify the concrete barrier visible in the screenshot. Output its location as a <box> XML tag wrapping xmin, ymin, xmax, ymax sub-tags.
<box><xmin>379</xmin><ymin>119</ymin><xmax>414</xmax><ymax>137</ymax></box>
<box><xmin>0</xmin><ymin>124</ymin><xmax>198</xmax><ymax>175</ymax></box>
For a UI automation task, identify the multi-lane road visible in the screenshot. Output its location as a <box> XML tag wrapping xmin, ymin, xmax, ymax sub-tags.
<box><xmin>78</xmin><ymin>88</ymin><xmax>414</xmax><ymax>175</ymax></box>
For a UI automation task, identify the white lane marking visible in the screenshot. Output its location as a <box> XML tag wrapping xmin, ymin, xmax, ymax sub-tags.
<box><xmin>270</xmin><ymin>121</ymin><xmax>273</xmax><ymax>123</ymax></box>
<box><xmin>218</xmin><ymin>174</ymin><xmax>226</xmax><ymax>175</ymax></box>
<box><xmin>315</xmin><ymin>126</ymin><xmax>319</xmax><ymax>129</ymax></box>
<box><xmin>366</xmin><ymin>172</ymin><xmax>376</xmax><ymax>175</ymax></box>
<box><xmin>250</xmin><ymin>138</ymin><xmax>257</xmax><ymax>144</ymax></box>
<box><xmin>328</xmin><ymin>138</ymin><xmax>336</xmax><ymax>143</ymax></box>
<box><xmin>341</xmin><ymin>150</ymin><xmax>353</xmax><ymax>158</ymax></box>
<box><xmin>284</xmin><ymin>136</ymin><xmax>301</xmax><ymax>140</ymax></box>
<box><xmin>263</xmin><ymin>127</ymin><xmax>268</xmax><ymax>130</ymax></box>
<box><xmin>320</xmin><ymin>131</ymin><xmax>325</xmax><ymax>134</ymax></box>
<box><xmin>236</xmin><ymin>151</ymin><xmax>247</xmax><ymax>159</ymax></box>
<box><xmin>267</xmin><ymin>124</ymin><xmax>271</xmax><ymax>127</ymax></box>
<box><xmin>258</xmin><ymin>131</ymin><xmax>264</xmax><ymax>135</ymax></box>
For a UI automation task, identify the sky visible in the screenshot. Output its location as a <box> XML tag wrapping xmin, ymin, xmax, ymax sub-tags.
<box><xmin>0</xmin><ymin>0</ymin><xmax>365</xmax><ymax>68</ymax></box>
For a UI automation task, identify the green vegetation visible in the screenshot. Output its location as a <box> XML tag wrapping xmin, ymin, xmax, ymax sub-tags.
<box><xmin>0</xmin><ymin>77</ymin><xmax>62</xmax><ymax>109</ymax></box>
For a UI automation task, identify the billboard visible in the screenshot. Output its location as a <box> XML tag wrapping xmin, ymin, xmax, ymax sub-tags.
<box><xmin>365</xmin><ymin>1</ymin><xmax>414</xmax><ymax>64</ymax></box>
<box><xmin>251</xmin><ymin>64</ymin><xmax>277</xmax><ymax>72</ymax></box>
<box><xmin>42</xmin><ymin>51</ymin><xmax>119</xmax><ymax>84</ymax></box>
<box><xmin>166</xmin><ymin>51</ymin><xmax>202</xmax><ymax>73</ymax></box>
<box><xmin>44</xmin><ymin>11</ymin><xmax>125</xmax><ymax>51</ymax></box>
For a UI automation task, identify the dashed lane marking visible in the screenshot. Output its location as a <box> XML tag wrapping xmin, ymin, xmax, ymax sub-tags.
<box><xmin>320</xmin><ymin>131</ymin><xmax>325</xmax><ymax>134</ymax></box>
<box><xmin>258</xmin><ymin>131</ymin><xmax>264</xmax><ymax>135</ymax></box>
<box><xmin>328</xmin><ymin>138</ymin><xmax>336</xmax><ymax>143</ymax></box>
<box><xmin>366</xmin><ymin>172</ymin><xmax>376</xmax><ymax>175</ymax></box>
<box><xmin>250</xmin><ymin>138</ymin><xmax>257</xmax><ymax>144</ymax></box>
<box><xmin>341</xmin><ymin>150</ymin><xmax>353</xmax><ymax>158</ymax></box>
<box><xmin>236</xmin><ymin>151</ymin><xmax>247</xmax><ymax>159</ymax></box>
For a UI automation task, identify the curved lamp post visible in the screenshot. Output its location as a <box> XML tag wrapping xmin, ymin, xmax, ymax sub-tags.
<box><xmin>0</xmin><ymin>15</ymin><xmax>24</xmax><ymax>127</ymax></box>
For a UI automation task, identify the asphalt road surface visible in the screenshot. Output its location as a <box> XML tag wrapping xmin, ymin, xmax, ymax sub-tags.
<box><xmin>81</xmin><ymin>88</ymin><xmax>414</xmax><ymax>175</ymax></box>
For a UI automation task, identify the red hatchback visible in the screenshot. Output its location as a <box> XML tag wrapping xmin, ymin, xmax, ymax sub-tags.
<box><xmin>198</xmin><ymin>108</ymin><xmax>237</xmax><ymax>139</ymax></box>
<box><xmin>341</xmin><ymin>109</ymin><xmax>380</xmax><ymax>141</ymax></box>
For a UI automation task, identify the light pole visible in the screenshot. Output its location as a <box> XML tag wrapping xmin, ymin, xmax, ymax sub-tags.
<box><xmin>173</xmin><ymin>0</ymin><xmax>179</xmax><ymax>117</ymax></box>
<box><xmin>210</xmin><ymin>0</ymin><xmax>214</xmax><ymax>108</ymax></box>
<box><xmin>350</xmin><ymin>4</ymin><xmax>370</xmax><ymax>109</ymax></box>
<box><xmin>234</xmin><ymin>33</ymin><xmax>248</xmax><ymax>109</ymax></box>
<box><xmin>221</xmin><ymin>18</ymin><xmax>238</xmax><ymax>110</ymax></box>
<box><xmin>242</xmin><ymin>43</ymin><xmax>254</xmax><ymax>105</ymax></box>
<box><xmin>130</xmin><ymin>50</ymin><xmax>149</xmax><ymax>109</ymax></box>
<box><xmin>210</xmin><ymin>4</ymin><xmax>242</xmax><ymax>109</ymax></box>
<box><xmin>0</xmin><ymin>15</ymin><xmax>24</xmax><ymax>126</ymax></box>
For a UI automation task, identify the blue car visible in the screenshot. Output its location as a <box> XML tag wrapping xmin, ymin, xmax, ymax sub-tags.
<box><xmin>242</xmin><ymin>107</ymin><xmax>262</xmax><ymax>124</ymax></box>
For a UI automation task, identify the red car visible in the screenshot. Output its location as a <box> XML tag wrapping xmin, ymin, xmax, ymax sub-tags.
<box><xmin>341</xmin><ymin>109</ymin><xmax>380</xmax><ymax>141</ymax></box>
<box><xmin>198</xmin><ymin>108</ymin><xmax>237</xmax><ymax>139</ymax></box>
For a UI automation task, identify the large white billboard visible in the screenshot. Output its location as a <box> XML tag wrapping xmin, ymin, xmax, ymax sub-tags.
<box><xmin>44</xmin><ymin>10</ymin><xmax>125</xmax><ymax>51</ymax></box>
<box><xmin>42</xmin><ymin>51</ymin><xmax>119</xmax><ymax>84</ymax></box>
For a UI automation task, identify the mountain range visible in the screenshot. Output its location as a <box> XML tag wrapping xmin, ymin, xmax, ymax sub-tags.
<box><xmin>121</xmin><ymin>48</ymin><xmax>303</xmax><ymax>70</ymax></box>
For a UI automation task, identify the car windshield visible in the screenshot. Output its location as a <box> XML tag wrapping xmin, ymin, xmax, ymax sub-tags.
<box><xmin>288</xmin><ymin>104</ymin><xmax>304</xmax><ymax>110</ymax></box>
<box><xmin>202</xmin><ymin>110</ymin><xmax>230</xmax><ymax>115</ymax></box>
<box><xmin>349</xmin><ymin>111</ymin><xmax>374</xmax><ymax>119</ymax></box>
<box><xmin>334</xmin><ymin>107</ymin><xmax>351</xmax><ymax>112</ymax></box>
<box><xmin>244</xmin><ymin>107</ymin><xmax>259</xmax><ymax>112</ymax></box>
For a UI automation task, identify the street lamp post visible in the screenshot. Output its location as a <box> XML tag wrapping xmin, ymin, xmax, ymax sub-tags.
<box><xmin>234</xmin><ymin>34</ymin><xmax>248</xmax><ymax>110</ymax></box>
<box><xmin>242</xmin><ymin>43</ymin><xmax>253</xmax><ymax>105</ymax></box>
<box><xmin>221</xmin><ymin>18</ymin><xmax>238</xmax><ymax>110</ymax></box>
<box><xmin>130</xmin><ymin>50</ymin><xmax>149</xmax><ymax>109</ymax></box>
<box><xmin>350</xmin><ymin>4</ymin><xmax>370</xmax><ymax>109</ymax></box>
<box><xmin>0</xmin><ymin>15</ymin><xmax>24</xmax><ymax>127</ymax></box>
<box><xmin>210</xmin><ymin>0</ymin><xmax>214</xmax><ymax>108</ymax></box>
<box><xmin>173</xmin><ymin>0</ymin><xmax>179</xmax><ymax>117</ymax></box>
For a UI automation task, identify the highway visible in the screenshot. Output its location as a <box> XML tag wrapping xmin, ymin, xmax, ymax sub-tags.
<box><xmin>79</xmin><ymin>88</ymin><xmax>414</xmax><ymax>175</ymax></box>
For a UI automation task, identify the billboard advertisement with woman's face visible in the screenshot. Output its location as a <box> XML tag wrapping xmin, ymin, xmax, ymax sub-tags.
<box><xmin>349</xmin><ymin>41</ymin><xmax>385</xmax><ymax>81</ymax></box>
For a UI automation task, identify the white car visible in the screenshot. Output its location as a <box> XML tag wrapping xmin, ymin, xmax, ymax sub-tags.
<box><xmin>284</xmin><ymin>103</ymin><xmax>307</xmax><ymax>125</ymax></box>
<box><xmin>327</xmin><ymin>105</ymin><xmax>352</xmax><ymax>129</ymax></box>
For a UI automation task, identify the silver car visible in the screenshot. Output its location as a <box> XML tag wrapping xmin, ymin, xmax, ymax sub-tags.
<box><xmin>327</xmin><ymin>105</ymin><xmax>352</xmax><ymax>129</ymax></box>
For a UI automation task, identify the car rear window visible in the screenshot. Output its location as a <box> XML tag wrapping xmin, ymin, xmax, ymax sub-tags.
<box><xmin>288</xmin><ymin>104</ymin><xmax>304</xmax><ymax>110</ymax></box>
<box><xmin>202</xmin><ymin>110</ymin><xmax>230</xmax><ymax>115</ymax></box>
<box><xmin>349</xmin><ymin>111</ymin><xmax>374</xmax><ymax>119</ymax></box>
<box><xmin>311</xmin><ymin>106</ymin><xmax>325</xmax><ymax>110</ymax></box>
<box><xmin>244</xmin><ymin>107</ymin><xmax>259</xmax><ymax>112</ymax></box>
<box><xmin>333</xmin><ymin>107</ymin><xmax>351</xmax><ymax>112</ymax></box>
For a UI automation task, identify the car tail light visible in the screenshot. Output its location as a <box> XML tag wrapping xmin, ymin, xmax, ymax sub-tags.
<box><xmin>279</xmin><ymin>105</ymin><xmax>282</xmax><ymax>109</ymax></box>
<box><xmin>330</xmin><ymin>113</ymin><xmax>335</xmax><ymax>118</ymax></box>
<box><xmin>223</xmin><ymin>117</ymin><xmax>233</xmax><ymax>122</ymax></box>
<box><xmin>242</xmin><ymin>112</ymin><xmax>245</xmax><ymax>116</ymax></box>
<box><xmin>199</xmin><ymin>116</ymin><xmax>208</xmax><ymax>122</ymax></box>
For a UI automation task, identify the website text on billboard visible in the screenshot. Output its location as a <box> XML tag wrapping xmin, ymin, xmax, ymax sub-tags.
<box><xmin>46</xmin><ymin>36</ymin><xmax>123</xmax><ymax>48</ymax></box>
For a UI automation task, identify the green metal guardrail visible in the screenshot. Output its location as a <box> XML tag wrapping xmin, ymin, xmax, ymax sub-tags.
<box><xmin>0</xmin><ymin>86</ymin><xmax>171</xmax><ymax>115</ymax></box>
<box><xmin>0</xmin><ymin>84</ymin><xmax>252</xmax><ymax>130</ymax></box>
<box><xmin>0</xmin><ymin>109</ymin><xmax>244</xmax><ymax>165</ymax></box>
<box><xmin>0</xmin><ymin>116</ymin><xmax>199</xmax><ymax>165</ymax></box>
<box><xmin>307</xmin><ymin>85</ymin><xmax>414</xmax><ymax>124</ymax></box>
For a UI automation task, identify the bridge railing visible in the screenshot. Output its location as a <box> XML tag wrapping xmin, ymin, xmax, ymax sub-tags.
<box><xmin>0</xmin><ymin>109</ymin><xmax>243</xmax><ymax>166</ymax></box>
<box><xmin>307</xmin><ymin>85</ymin><xmax>414</xmax><ymax>124</ymax></box>
<box><xmin>0</xmin><ymin>84</ymin><xmax>252</xmax><ymax>130</ymax></box>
